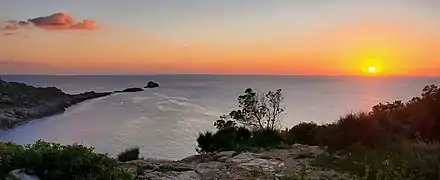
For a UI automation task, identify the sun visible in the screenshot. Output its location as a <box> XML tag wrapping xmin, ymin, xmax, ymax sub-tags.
<box><xmin>368</xmin><ymin>66</ymin><xmax>377</xmax><ymax>73</ymax></box>
<box><xmin>361</xmin><ymin>58</ymin><xmax>384</xmax><ymax>75</ymax></box>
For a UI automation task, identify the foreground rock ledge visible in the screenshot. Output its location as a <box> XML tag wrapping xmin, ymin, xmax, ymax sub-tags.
<box><xmin>120</xmin><ymin>144</ymin><xmax>351</xmax><ymax>180</ymax></box>
<box><xmin>0</xmin><ymin>79</ymin><xmax>146</xmax><ymax>130</ymax></box>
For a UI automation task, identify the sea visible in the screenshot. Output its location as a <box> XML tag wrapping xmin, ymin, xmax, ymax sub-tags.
<box><xmin>0</xmin><ymin>75</ymin><xmax>439</xmax><ymax>160</ymax></box>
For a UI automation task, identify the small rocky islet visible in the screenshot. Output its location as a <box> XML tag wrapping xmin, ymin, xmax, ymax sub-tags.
<box><xmin>145</xmin><ymin>81</ymin><xmax>160</xmax><ymax>88</ymax></box>
<box><xmin>0</xmin><ymin>78</ymin><xmax>159</xmax><ymax>130</ymax></box>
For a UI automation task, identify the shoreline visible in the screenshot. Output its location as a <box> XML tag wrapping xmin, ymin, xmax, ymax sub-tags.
<box><xmin>0</xmin><ymin>94</ymin><xmax>111</xmax><ymax>132</ymax></box>
<box><xmin>0</xmin><ymin>78</ymin><xmax>155</xmax><ymax>130</ymax></box>
<box><xmin>0</xmin><ymin>91</ymin><xmax>114</xmax><ymax>130</ymax></box>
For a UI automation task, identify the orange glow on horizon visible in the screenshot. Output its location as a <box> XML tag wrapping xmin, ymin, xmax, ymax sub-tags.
<box><xmin>1</xmin><ymin>18</ymin><xmax>439</xmax><ymax>76</ymax></box>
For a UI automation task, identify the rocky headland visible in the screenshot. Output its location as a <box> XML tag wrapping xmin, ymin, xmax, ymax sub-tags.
<box><xmin>0</xmin><ymin>78</ymin><xmax>157</xmax><ymax>130</ymax></box>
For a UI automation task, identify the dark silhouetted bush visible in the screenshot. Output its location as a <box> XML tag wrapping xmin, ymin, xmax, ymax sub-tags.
<box><xmin>196</xmin><ymin>126</ymin><xmax>285</xmax><ymax>153</ymax></box>
<box><xmin>197</xmin><ymin>131</ymin><xmax>215</xmax><ymax>153</ymax></box>
<box><xmin>197</xmin><ymin>126</ymin><xmax>253</xmax><ymax>153</ymax></box>
<box><xmin>251</xmin><ymin>128</ymin><xmax>282</xmax><ymax>148</ymax></box>
<box><xmin>0</xmin><ymin>140</ymin><xmax>133</xmax><ymax>180</ymax></box>
<box><xmin>282</xmin><ymin>122</ymin><xmax>319</xmax><ymax>145</ymax></box>
<box><xmin>313</xmin><ymin>141</ymin><xmax>440</xmax><ymax>180</ymax></box>
<box><xmin>309</xmin><ymin>84</ymin><xmax>440</xmax><ymax>151</ymax></box>
<box><xmin>117</xmin><ymin>147</ymin><xmax>140</xmax><ymax>162</ymax></box>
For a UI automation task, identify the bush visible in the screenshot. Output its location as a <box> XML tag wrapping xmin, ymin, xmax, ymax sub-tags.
<box><xmin>313</xmin><ymin>141</ymin><xmax>440</xmax><ymax>180</ymax></box>
<box><xmin>251</xmin><ymin>129</ymin><xmax>282</xmax><ymax>148</ymax></box>
<box><xmin>0</xmin><ymin>140</ymin><xmax>133</xmax><ymax>180</ymax></box>
<box><xmin>307</xmin><ymin>85</ymin><xmax>440</xmax><ymax>151</ymax></box>
<box><xmin>0</xmin><ymin>142</ymin><xmax>24</xmax><ymax>177</ymax></box>
<box><xmin>197</xmin><ymin>131</ymin><xmax>215</xmax><ymax>153</ymax></box>
<box><xmin>281</xmin><ymin>122</ymin><xmax>318</xmax><ymax>145</ymax></box>
<box><xmin>312</xmin><ymin>113</ymin><xmax>386</xmax><ymax>151</ymax></box>
<box><xmin>117</xmin><ymin>147</ymin><xmax>140</xmax><ymax>162</ymax></box>
<box><xmin>197</xmin><ymin>126</ymin><xmax>284</xmax><ymax>153</ymax></box>
<box><xmin>197</xmin><ymin>127</ymin><xmax>252</xmax><ymax>153</ymax></box>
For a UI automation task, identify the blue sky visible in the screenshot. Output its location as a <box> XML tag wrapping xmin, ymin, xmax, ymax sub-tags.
<box><xmin>3</xmin><ymin>0</ymin><xmax>439</xmax><ymax>42</ymax></box>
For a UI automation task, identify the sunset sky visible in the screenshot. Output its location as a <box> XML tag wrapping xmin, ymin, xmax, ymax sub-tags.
<box><xmin>1</xmin><ymin>0</ymin><xmax>440</xmax><ymax>76</ymax></box>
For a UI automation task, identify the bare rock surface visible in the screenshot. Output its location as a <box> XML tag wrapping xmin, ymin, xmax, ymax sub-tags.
<box><xmin>121</xmin><ymin>144</ymin><xmax>351</xmax><ymax>180</ymax></box>
<box><xmin>6</xmin><ymin>169</ymin><xmax>40</xmax><ymax>180</ymax></box>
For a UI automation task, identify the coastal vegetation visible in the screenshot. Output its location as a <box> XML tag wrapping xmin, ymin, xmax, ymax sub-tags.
<box><xmin>117</xmin><ymin>147</ymin><xmax>140</xmax><ymax>162</ymax></box>
<box><xmin>197</xmin><ymin>85</ymin><xmax>440</xmax><ymax>179</ymax></box>
<box><xmin>0</xmin><ymin>140</ymin><xmax>133</xmax><ymax>179</ymax></box>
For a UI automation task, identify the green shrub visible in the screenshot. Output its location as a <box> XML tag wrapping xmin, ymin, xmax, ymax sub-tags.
<box><xmin>213</xmin><ymin>127</ymin><xmax>246</xmax><ymax>151</ymax></box>
<box><xmin>313</xmin><ymin>141</ymin><xmax>440</xmax><ymax>180</ymax></box>
<box><xmin>0</xmin><ymin>142</ymin><xmax>24</xmax><ymax>177</ymax></box>
<box><xmin>197</xmin><ymin>127</ymin><xmax>252</xmax><ymax>153</ymax></box>
<box><xmin>303</xmin><ymin>84</ymin><xmax>440</xmax><ymax>152</ymax></box>
<box><xmin>281</xmin><ymin>122</ymin><xmax>318</xmax><ymax>145</ymax></box>
<box><xmin>197</xmin><ymin>126</ymin><xmax>284</xmax><ymax>153</ymax></box>
<box><xmin>0</xmin><ymin>140</ymin><xmax>133</xmax><ymax>180</ymax></box>
<box><xmin>197</xmin><ymin>131</ymin><xmax>215</xmax><ymax>153</ymax></box>
<box><xmin>117</xmin><ymin>147</ymin><xmax>140</xmax><ymax>162</ymax></box>
<box><xmin>251</xmin><ymin>129</ymin><xmax>282</xmax><ymax>148</ymax></box>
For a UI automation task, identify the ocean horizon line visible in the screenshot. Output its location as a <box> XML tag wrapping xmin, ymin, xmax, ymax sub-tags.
<box><xmin>1</xmin><ymin>74</ymin><xmax>439</xmax><ymax>78</ymax></box>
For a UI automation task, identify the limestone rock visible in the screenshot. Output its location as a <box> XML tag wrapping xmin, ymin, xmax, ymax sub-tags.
<box><xmin>227</xmin><ymin>152</ymin><xmax>256</xmax><ymax>163</ymax></box>
<box><xmin>6</xmin><ymin>169</ymin><xmax>40</xmax><ymax>180</ymax></box>
<box><xmin>216</xmin><ymin>151</ymin><xmax>235</xmax><ymax>158</ymax></box>
<box><xmin>176</xmin><ymin>171</ymin><xmax>200</xmax><ymax>180</ymax></box>
<box><xmin>124</xmin><ymin>145</ymin><xmax>353</xmax><ymax>180</ymax></box>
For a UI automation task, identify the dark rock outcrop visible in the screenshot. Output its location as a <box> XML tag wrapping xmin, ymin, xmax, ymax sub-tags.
<box><xmin>117</xmin><ymin>88</ymin><xmax>144</xmax><ymax>93</ymax></box>
<box><xmin>70</xmin><ymin>91</ymin><xmax>113</xmax><ymax>103</ymax></box>
<box><xmin>0</xmin><ymin>79</ymin><xmax>142</xmax><ymax>130</ymax></box>
<box><xmin>145</xmin><ymin>81</ymin><xmax>159</xmax><ymax>88</ymax></box>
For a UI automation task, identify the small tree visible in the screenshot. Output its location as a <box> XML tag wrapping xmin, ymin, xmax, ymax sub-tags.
<box><xmin>215</xmin><ymin>88</ymin><xmax>284</xmax><ymax>131</ymax></box>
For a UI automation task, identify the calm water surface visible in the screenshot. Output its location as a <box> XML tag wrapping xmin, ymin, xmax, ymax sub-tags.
<box><xmin>1</xmin><ymin>75</ymin><xmax>439</xmax><ymax>159</ymax></box>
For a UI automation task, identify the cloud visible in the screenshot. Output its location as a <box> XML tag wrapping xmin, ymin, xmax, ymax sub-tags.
<box><xmin>28</xmin><ymin>13</ymin><xmax>97</xmax><ymax>30</ymax></box>
<box><xmin>2</xmin><ymin>13</ymin><xmax>98</xmax><ymax>31</ymax></box>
